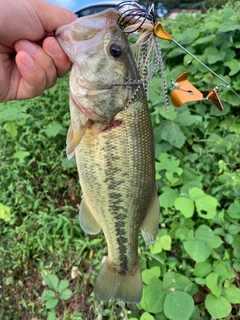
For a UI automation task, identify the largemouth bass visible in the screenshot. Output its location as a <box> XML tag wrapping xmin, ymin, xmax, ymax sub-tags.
<box><xmin>56</xmin><ymin>8</ymin><xmax>159</xmax><ymax>304</ymax></box>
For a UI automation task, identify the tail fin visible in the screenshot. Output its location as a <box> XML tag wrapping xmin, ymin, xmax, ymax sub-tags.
<box><xmin>94</xmin><ymin>259</ymin><xmax>142</xmax><ymax>304</ymax></box>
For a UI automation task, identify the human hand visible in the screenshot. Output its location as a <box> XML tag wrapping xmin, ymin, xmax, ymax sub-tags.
<box><xmin>0</xmin><ymin>0</ymin><xmax>76</xmax><ymax>102</ymax></box>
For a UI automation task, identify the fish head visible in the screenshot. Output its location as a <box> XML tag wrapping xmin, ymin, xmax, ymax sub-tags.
<box><xmin>56</xmin><ymin>9</ymin><xmax>139</xmax><ymax>122</ymax></box>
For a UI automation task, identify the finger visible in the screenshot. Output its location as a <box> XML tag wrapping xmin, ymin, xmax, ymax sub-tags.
<box><xmin>15</xmin><ymin>39</ymin><xmax>57</xmax><ymax>89</ymax></box>
<box><xmin>15</xmin><ymin>40</ymin><xmax>58</xmax><ymax>97</ymax></box>
<box><xmin>15</xmin><ymin>50</ymin><xmax>47</xmax><ymax>99</ymax></box>
<box><xmin>43</xmin><ymin>36</ymin><xmax>72</xmax><ymax>78</ymax></box>
<box><xmin>0</xmin><ymin>53</ymin><xmax>12</xmax><ymax>101</ymax></box>
<box><xmin>33</xmin><ymin>0</ymin><xmax>77</xmax><ymax>31</ymax></box>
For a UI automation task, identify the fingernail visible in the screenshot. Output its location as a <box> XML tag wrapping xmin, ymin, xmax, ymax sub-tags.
<box><xmin>18</xmin><ymin>40</ymin><xmax>37</xmax><ymax>55</ymax></box>
<box><xmin>22</xmin><ymin>53</ymin><xmax>35</xmax><ymax>68</ymax></box>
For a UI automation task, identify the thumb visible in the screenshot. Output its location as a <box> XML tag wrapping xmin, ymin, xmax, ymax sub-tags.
<box><xmin>29</xmin><ymin>0</ymin><xmax>77</xmax><ymax>32</ymax></box>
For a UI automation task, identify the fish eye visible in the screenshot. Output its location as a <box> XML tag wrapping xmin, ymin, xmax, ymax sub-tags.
<box><xmin>109</xmin><ymin>44</ymin><xmax>121</xmax><ymax>57</ymax></box>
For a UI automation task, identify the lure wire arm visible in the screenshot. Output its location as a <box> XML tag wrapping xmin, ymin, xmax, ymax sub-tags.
<box><xmin>171</xmin><ymin>79</ymin><xmax>194</xmax><ymax>95</ymax></box>
<box><xmin>154</xmin><ymin>22</ymin><xmax>240</xmax><ymax>99</ymax></box>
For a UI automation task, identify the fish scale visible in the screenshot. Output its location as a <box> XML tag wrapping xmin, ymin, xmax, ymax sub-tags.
<box><xmin>56</xmin><ymin>8</ymin><xmax>160</xmax><ymax>304</ymax></box>
<box><xmin>75</xmin><ymin>96</ymin><xmax>156</xmax><ymax>298</ymax></box>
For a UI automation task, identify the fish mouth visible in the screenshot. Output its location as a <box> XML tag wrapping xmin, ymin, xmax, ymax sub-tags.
<box><xmin>55</xmin><ymin>9</ymin><xmax>119</xmax><ymax>61</ymax></box>
<box><xmin>70</xmin><ymin>91</ymin><xmax>105</xmax><ymax>122</ymax></box>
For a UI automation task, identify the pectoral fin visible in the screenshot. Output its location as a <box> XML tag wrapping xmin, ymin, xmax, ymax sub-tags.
<box><xmin>66</xmin><ymin>121</ymin><xmax>89</xmax><ymax>159</ymax></box>
<box><xmin>79</xmin><ymin>197</ymin><xmax>101</xmax><ymax>235</ymax></box>
<box><xmin>140</xmin><ymin>189</ymin><xmax>160</xmax><ymax>246</ymax></box>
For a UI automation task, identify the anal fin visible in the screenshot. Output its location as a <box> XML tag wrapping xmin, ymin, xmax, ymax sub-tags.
<box><xmin>79</xmin><ymin>197</ymin><xmax>101</xmax><ymax>235</ymax></box>
<box><xmin>140</xmin><ymin>189</ymin><xmax>160</xmax><ymax>246</ymax></box>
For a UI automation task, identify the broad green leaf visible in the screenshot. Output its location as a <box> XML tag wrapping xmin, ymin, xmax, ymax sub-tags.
<box><xmin>204</xmin><ymin>47</ymin><xmax>225</xmax><ymax>64</ymax></box>
<box><xmin>205</xmin><ymin>133</ymin><xmax>226</xmax><ymax>153</ymax></box>
<box><xmin>4</xmin><ymin>122</ymin><xmax>18</xmax><ymax>137</ymax></box>
<box><xmin>194</xmin><ymin>277</ymin><xmax>206</xmax><ymax>286</ymax></box>
<box><xmin>183</xmin><ymin>54</ymin><xmax>193</xmax><ymax>66</ymax></box>
<box><xmin>227</xmin><ymin>234</ymin><xmax>239</xmax><ymax>251</ymax></box>
<box><xmin>59</xmin><ymin>289</ymin><xmax>73</xmax><ymax>300</ymax></box>
<box><xmin>157</xmin><ymin>153</ymin><xmax>181</xmax><ymax>172</ymax></box>
<box><xmin>42</xmin><ymin>290</ymin><xmax>58</xmax><ymax>309</ymax></box>
<box><xmin>181</xmin><ymin>171</ymin><xmax>202</xmax><ymax>187</ymax></box>
<box><xmin>161</xmin><ymin>122</ymin><xmax>186</xmax><ymax>148</ymax></box>
<box><xmin>184</xmin><ymin>239</ymin><xmax>211</xmax><ymax>262</ymax></box>
<box><xmin>188</xmin><ymin>187</ymin><xmax>204</xmax><ymax>200</ymax></box>
<box><xmin>159</xmin><ymin>187</ymin><xmax>179</xmax><ymax>208</ymax></box>
<box><xmin>151</xmin><ymin>235</ymin><xmax>171</xmax><ymax>253</ymax></box>
<box><xmin>46</xmin><ymin>297</ymin><xmax>59</xmax><ymax>310</ymax></box>
<box><xmin>145</xmin><ymin>279</ymin><xmax>165</xmax><ymax>313</ymax></box>
<box><xmin>224</xmin><ymin>59</ymin><xmax>240</xmax><ymax>76</ymax></box>
<box><xmin>176</xmin><ymin>29</ymin><xmax>199</xmax><ymax>45</ymax></box>
<box><xmin>42</xmin><ymin>290</ymin><xmax>56</xmax><ymax>300</ymax></box>
<box><xmin>218</xmin><ymin>20</ymin><xmax>240</xmax><ymax>32</ymax></box>
<box><xmin>163</xmin><ymin>272</ymin><xmax>192</xmax><ymax>292</ymax></box>
<box><xmin>138</xmin><ymin>284</ymin><xmax>148</xmax><ymax>311</ymax></box>
<box><xmin>189</xmin><ymin>305</ymin><xmax>200</xmax><ymax>320</ymax></box>
<box><xmin>233</xmin><ymin>261</ymin><xmax>240</xmax><ymax>272</ymax></box>
<box><xmin>174</xmin><ymin>196</ymin><xmax>194</xmax><ymax>218</ymax></box>
<box><xmin>224</xmin><ymin>284</ymin><xmax>240</xmax><ymax>304</ymax></box>
<box><xmin>229</xmin><ymin>122</ymin><xmax>240</xmax><ymax>134</ymax></box>
<box><xmin>195</xmin><ymin>225</ymin><xmax>222</xmax><ymax>249</ymax></box>
<box><xmin>150</xmin><ymin>237</ymin><xmax>163</xmax><ymax>254</ymax></box>
<box><xmin>47</xmin><ymin>311</ymin><xmax>56</xmax><ymax>320</ymax></box>
<box><xmin>174</xmin><ymin>110</ymin><xmax>201</xmax><ymax>127</ymax></box>
<box><xmin>0</xmin><ymin>105</ymin><xmax>30</xmax><ymax>121</ymax></box>
<box><xmin>189</xmin><ymin>188</ymin><xmax>218</xmax><ymax>219</ymax></box>
<box><xmin>165</xmin><ymin>171</ymin><xmax>182</xmax><ymax>184</ymax></box>
<box><xmin>167</xmin><ymin>47</ymin><xmax>185</xmax><ymax>58</ymax></box>
<box><xmin>0</xmin><ymin>204</ymin><xmax>11</xmax><ymax>222</ymax></box>
<box><xmin>13</xmin><ymin>151</ymin><xmax>30</xmax><ymax>164</ymax></box>
<box><xmin>175</xmin><ymin>226</ymin><xmax>191</xmax><ymax>240</ymax></box>
<box><xmin>149</xmin><ymin>238</ymin><xmax>162</xmax><ymax>254</ymax></box>
<box><xmin>57</xmin><ymin>279</ymin><xmax>70</xmax><ymax>294</ymax></box>
<box><xmin>224</xmin><ymin>234</ymin><xmax>233</xmax><ymax>244</ymax></box>
<box><xmin>204</xmin><ymin>22</ymin><xmax>219</xmax><ymax>30</ymax></box>
<box><xmin>142</xmin><ymin>267</ymin><xmax>161</xmax><ymax>285</ymax></box>
<box><xmin>195</xmin><ymin>195</ymin><xmax>218</xmax><ymax>219</ymax></box>
<box><xmin>193</xmin><ymin>261</ymin><xmax>212</xmax><ymax>277</ymax></box>
<box><xmin>159</xmin><ymin>235</ymin><xmax>171</xmax><ymax>251</ymax></box>
<box><xmin>140</xmin><ymin>312</ymin><xmax>155</xmax><ymax>320</ymax></box>
<box><xmin>233</xmin><ymin>245</ymin><xmax>240</xmax><ymax>260</ymax></box>
<box><xmin>155</xmin><ymin>142</ymin><xmax>173</xmax><ymax>159</ymax></box>
<box><xmin>228</xmin><ymin>224</ymin><xmax>240</xmax><ymax>235</ymax></box>
<box><xmin>43</xmin><ymin>123</ymin><xmax>66</xmax><ymax>137</ymax></box>
<box><xmin>206</xmin><ymin>272</ymin><xmax>222</xmax><ymax>298</ymax></box>
<box><xmin>222</xmin><ymin>7</ymin><xmax>236</xmax><ymax>20</ymax></box>
<box><xmin>213</xmin><ymin>261</ymin><xmax>235</xmax><ymax>279</ymax></box>
<box><xmin>192</xmin><ymin>34</ymin><xmax>215</xmax><ymax>45</ymax></box>
<box><xmin>164</xmin><ymin>291</ymin><xmax>194</xmax><ymax>320</ymax></box>
<box><xmin>205</xmin><ymin>294</ymin><xmax>231</xmax><ymax>319</ymax></box>
<box><xmin>44</xmin><ymin>275</ymin><xmax>59</xmax><ymax>291</ymax></box>
<box><xmin>159</xmin><ymin>104</ymin><xmax>176</xmax><ymax>121</ymax></box>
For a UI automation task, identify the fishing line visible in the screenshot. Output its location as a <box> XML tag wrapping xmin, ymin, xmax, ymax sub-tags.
<box><xmin>116</xmin><ymin>2</ymin><xmax>170</xmax><ymax>112</ymax></box>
